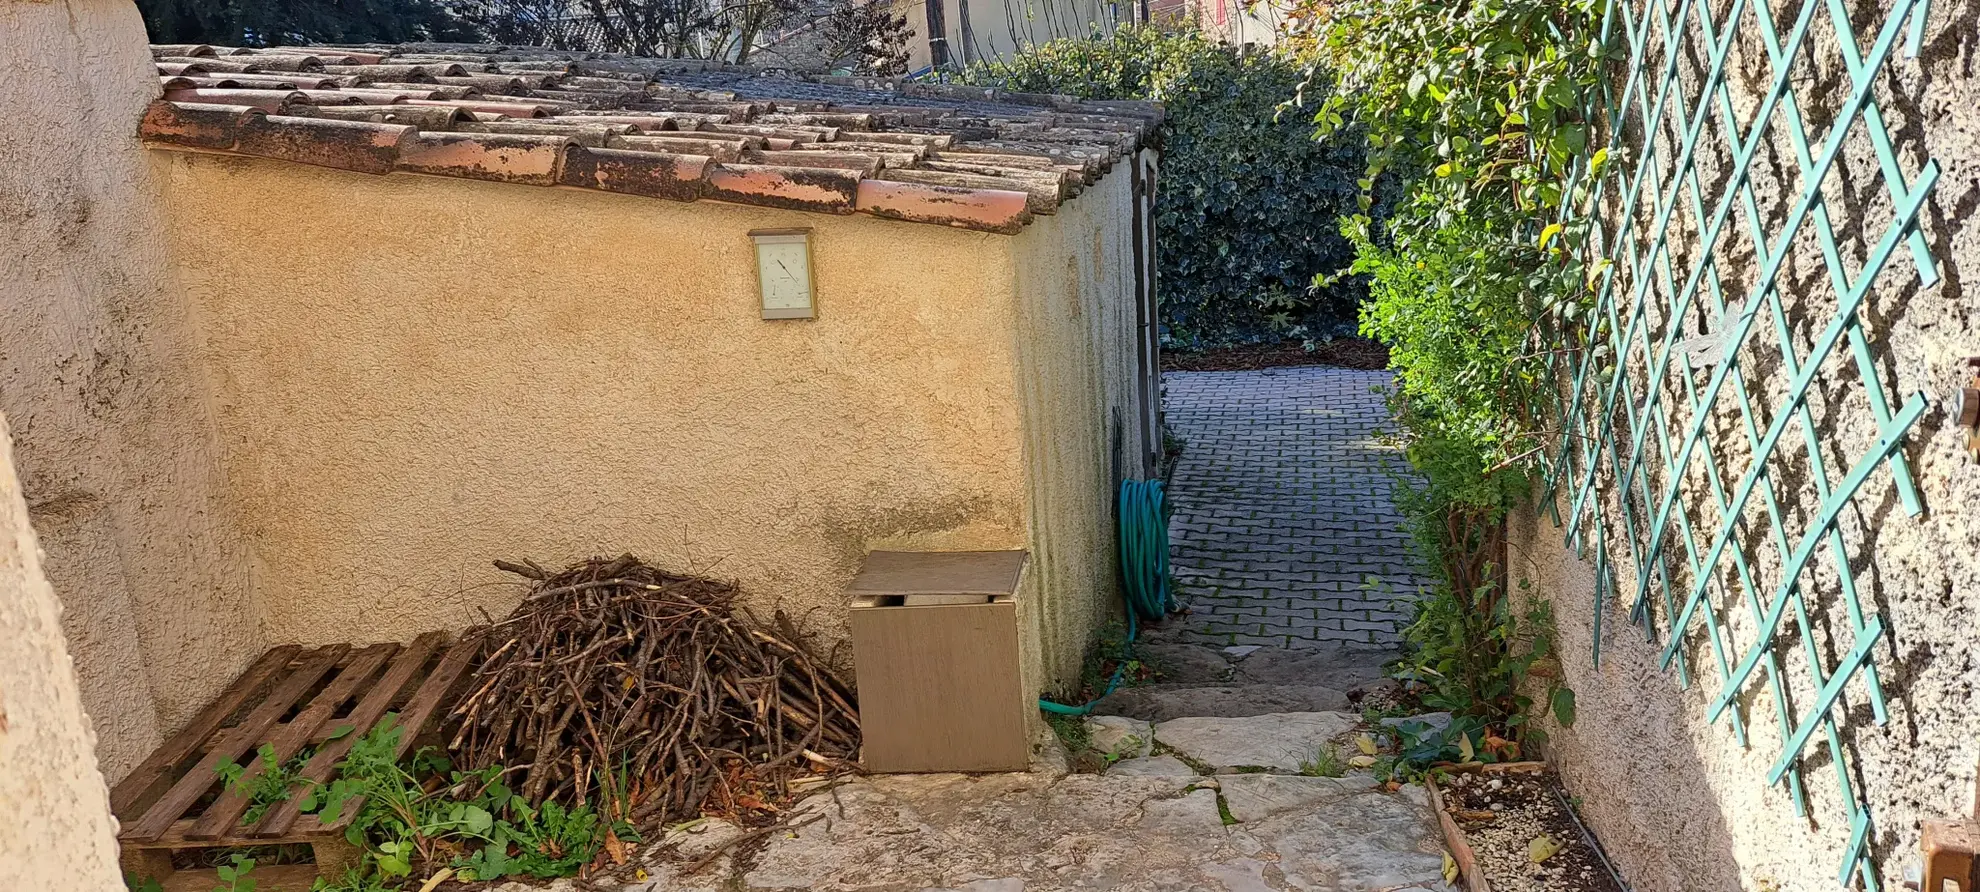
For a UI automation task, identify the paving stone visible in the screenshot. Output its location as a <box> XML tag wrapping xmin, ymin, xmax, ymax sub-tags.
<box><xmin>1131</xmin><ymin>786</ymin><xmax>1228</xmax><ymax>836</ymax></box>
<box><xmin>1229</xmin><ymin>780</ymin><xmax>1449</xmax><ymax>892</ymax></box>
<box><xmin>1152</xmin><ymin>711</ymin><xmax>1358</xmax><ymax>772</ymax></box>
<box><xmin>1085</xmin><ymin>715</ymin><xmax>1155</xmax><ymax>759</ymax></box>
<box><xmin>1094</xmin><ymin>684</ymin><xmax>1351</xmax><ymax>722</ymax></box>
<box><xmin>1161</xmin><ymin>368</ymin><xmax>1429</xmax><ymax>654</ymax></box>
<box><xmin>920</xmin><ymin>881</ymin><xmax>1025</xmax><ymax>892</ymax></box>
<box><xmin>617</xmin><ymin>768</ymin><xmax>1445</xmax><ymax>891</ymax></box>
<box><xmin>1235</xmin><ymin>645</ymin><xmax>1392</xmax><ymax>690</ymax></box>
<box><xmin>1217</xmin><ymin>773</ymin><xmax>1376</xmax><ymax>822</ymax></box>
<box><xmin>1107</xmin><ymin>754</ymin><xmax>1202</xmax><ymax>777</ymax></box>
<box><xmin>1138</xmin><ymin>642</ymin><xmax>1236</xmax><ymax>684</ymax></box>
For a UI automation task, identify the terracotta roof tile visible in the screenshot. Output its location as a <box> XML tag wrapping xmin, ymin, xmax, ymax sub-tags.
<box><xmin>611</xmin><ymin>133</ymin><xmax>749</xmax><ymax>163</ymax></box>
<box><xmin>397</xmin><ymin>132</ymin><xmax>568</xmax><ymax>185</ymax></box>
<box><xmin>560</xmin><ymin>145</ymin><xmax>709</xmax><ymax>201</ymax></box>
<box><xmin>400</xmin><ymin>98</ymin><xmax>552</xmax><ymax>118</ymax></box>
<box><xmin>854</xmin><ymin>180</ymin><xmax>1031</xmax><ymax>233</ymax></box>
<box><xmin>302</xmin><ymin>105</ymin><xmax>473</xmax><ymax>128</ymax></box>
<box><xmin>139</xmin><ymin>41</ymin><xmax>1161</xmax><ymax>233</ymax></box>
<box><xmin>234</xmin><ymin>115</ymin><xmax>412</xmax><ymax>174</ymax></box>
<box><xmin>139</xmin><ymin>101</ymin><xmax>259</xmax><ymax>150</ymax></box>
<box><xmin>705</xmin><ymin>163</ymin><xmax>860</xmax><ymax>213</ymax></box>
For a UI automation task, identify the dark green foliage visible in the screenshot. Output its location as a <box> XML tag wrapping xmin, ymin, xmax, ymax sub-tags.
<box><xmin>138</xmin><ymin>0</ymin><xmax>473</xmax><ymax>46</ymax></box>
<box><xmin>959</xmin><ymin>26</ymin><xmax>1368</xmax><ymax>347</ymax></box>
<box><xmin>1297</xmin><ymin>0</ymin><xmax>1610</xmax><ymax>749</ymax></box>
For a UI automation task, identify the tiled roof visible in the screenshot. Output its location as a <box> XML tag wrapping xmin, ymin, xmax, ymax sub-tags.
<box><xmin>141</xmin><ymin>43</ymin><xmax>1163</xmax><ymax>234</ymax></box>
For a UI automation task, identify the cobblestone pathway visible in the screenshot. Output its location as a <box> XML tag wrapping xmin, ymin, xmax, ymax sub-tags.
<box><xmin>1159</xmin><ymin>367</ymin><xmax>1428</xmax><ymax>650</ymax></box>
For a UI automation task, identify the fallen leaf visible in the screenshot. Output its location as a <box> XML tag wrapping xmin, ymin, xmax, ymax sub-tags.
<box><xmin>1456</xmin><ymin>733</ymin><xmax>1474</xmax><ymax>762</ymax></box>
<box><xmin>1356</xmin><ymin>734</ymin><xmax>1378</xmax><ymax>756</ymax></box>
<box><xmin>1348</xmin><ymin>755</ymin><xmax>1377</xmax><ymax>768</ymax></box>
<box><xmin>604</xmin><ymin>829</ymin><xmax>627</xmax><ymax>865</ymax></box>
<box><xmin>1529</xmin><ymin>834</ymin><xmax>1561</xmax><ymax>863</ymax></box>
<box><xmin>1382</xmin><ymin>781</ymin><xmax>1401</xmax><ymax>793</ymax></box>
<box><xmin>1443</xmin><ymin>852</ymin><xmax>1459</xmax><ymax>884</ymax></box>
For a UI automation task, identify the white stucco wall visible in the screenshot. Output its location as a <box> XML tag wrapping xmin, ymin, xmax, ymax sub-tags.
<box><xmin>0</xmin><ymin>411</ymin><xmax>123</xmax><ymax>891</ymax></box>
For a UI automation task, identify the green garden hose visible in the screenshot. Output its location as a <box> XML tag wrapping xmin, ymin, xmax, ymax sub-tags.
<box><xmin>1039</xmin><ymin>478</ymin><xmax>1174</xmax><ymax>716</ymax></box>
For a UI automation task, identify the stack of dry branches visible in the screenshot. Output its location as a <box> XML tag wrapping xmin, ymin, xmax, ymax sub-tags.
<box><xmin>446</xmin><ymin>555</ymin><xmax>860</xmax><ymax>828</ymax></box>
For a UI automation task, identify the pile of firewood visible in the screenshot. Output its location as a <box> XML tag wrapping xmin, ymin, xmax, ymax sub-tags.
<box><xmin>446</xmin><ymin>555</ymin><xmax>860</xmax><ymax>827</ymax></box>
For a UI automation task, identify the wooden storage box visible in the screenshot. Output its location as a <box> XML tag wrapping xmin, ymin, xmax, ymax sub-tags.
<box><xmin>848</xmin><ymin>550</ymin><xmax>1029</xmax><ymax>773</ymax></box>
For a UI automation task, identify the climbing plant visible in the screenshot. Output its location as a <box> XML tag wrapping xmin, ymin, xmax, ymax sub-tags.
<box><xmin>958</xmin><ymin>25</ymin><xmax>1368</xmax><ymax>347</ymax></box>
<box><xmin>1285</xmin><ymin>0</ymin><xmax>1614</xmax><ymax>737</ymax></box>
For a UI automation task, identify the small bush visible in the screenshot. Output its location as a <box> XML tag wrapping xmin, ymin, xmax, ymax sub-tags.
<box><xmin>959</xmin><ymin>26</ymin><xmax>1368</xmax><ymax>348</ymax></box>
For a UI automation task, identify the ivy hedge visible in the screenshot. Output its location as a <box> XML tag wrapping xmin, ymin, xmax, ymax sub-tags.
<box><xmin>959</xmin><ymin>26</ymin><xmax>1368</xmax><ymax>348</ymax></box>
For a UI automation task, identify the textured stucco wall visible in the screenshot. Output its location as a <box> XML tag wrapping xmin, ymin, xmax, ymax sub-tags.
<box><xmin>0</xmin><ymin>411</ymin><xmax>124</xmax><ymax>891</ymax></box>
<box><xmin>156</xmin><ymin>152</ymin><xmax>1051</xmax><ymax>667</ymax></box>
<box><xmin>1009</xmin><ymin>154</ymin><xmax>1150</xmax><ymax>694</ymax></box>
<box><xmin>0</xmin><ymin>0</ymin><xmax>264</xmax><ymax>784</ymax></box>
<box><xmin>1514</xmin><ymin>1</ymin><xmax>1980</xmax><ymax>888</ymax></box>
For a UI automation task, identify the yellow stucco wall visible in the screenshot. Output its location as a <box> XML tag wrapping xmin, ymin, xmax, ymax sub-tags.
<box><xmin>156</xmin><ymin>152</ymin><xmax>1053</xmax><ymax>670</ymax></box>
<box><xmin>0</xmin><ymin>0</ymin><xmax>265</xmax><ymax>784</ymax></box>
<box><xmin>0</xmin><ymin>410</ymin><xmax>123</xmax><ymax>891</ymax></box>
<box><xmin>1007</xmin><ymin>155</ymin><xmax>1150</xmax><ymax>692</ymax></box>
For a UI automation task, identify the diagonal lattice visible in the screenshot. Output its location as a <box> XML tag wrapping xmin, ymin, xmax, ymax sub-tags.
<box><xmin>1540</xmin><ymin>0</ymin><xmax>1938</xmax><ymax>887</ymax></box>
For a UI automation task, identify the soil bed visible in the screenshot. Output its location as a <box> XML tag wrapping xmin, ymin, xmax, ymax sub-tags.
<box><xmin>1437</xmin><ymin>769</ymin><xmax>1624</xmax><ymax>892</ymax></box>
<box><xmin>1163</xmin><ymin>337</ymin><xmax>1390</xmax><ymax>372</ymax></box>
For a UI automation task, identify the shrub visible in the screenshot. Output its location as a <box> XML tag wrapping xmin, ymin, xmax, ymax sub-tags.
<box><xmin>1291</xmin><ymin>0</ymin><xmax>1613</xmax><ymax>743</ymax></box>
<box><xmin>959</xmin><ymin>26</ymin><xmax>1368</xmax><ymax>348</ymax></box>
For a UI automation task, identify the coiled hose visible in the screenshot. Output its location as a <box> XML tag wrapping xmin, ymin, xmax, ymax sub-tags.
<box><xmin>1039</xmin><ymin>478</ymin><xmax>1174</xmax><ymax>716</ymax></box>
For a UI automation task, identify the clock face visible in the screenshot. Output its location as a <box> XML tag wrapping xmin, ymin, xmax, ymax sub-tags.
<box><xmin>755</xmin><ymin>235</ymin><xmax>813</xmax><ymax>318</ymax></box>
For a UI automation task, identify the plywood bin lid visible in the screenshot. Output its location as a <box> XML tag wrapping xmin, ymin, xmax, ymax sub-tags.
<box><xmin>848</xmin><ymin>550</ymin><xmax>1027</xmax><ymax>606</ymax></box>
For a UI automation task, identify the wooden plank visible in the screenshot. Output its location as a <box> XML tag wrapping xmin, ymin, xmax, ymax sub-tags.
<box><xmin>124</xmin><ymin>645</ymin><xmax>350</xmax><ymax>843</ymax></box>
<box><xmin>849</xmin><ymin>599</ymin><xmax>1027</xmax><ymax>772</ymax></box>
<box><xmin>159</xmin><ymin>863</ymin><xmax>319</xmax><ymax>892</ymax></box>
<box><xmin>111</xmin><ymin>645</ymin><xmax>302</xmax><ymax>817</ymax></box>
<box><xmin>313</xmin><ymin>635</ymin><xmax>477</xmax><ymax>834</ymax></box>
<box><xmin>386</xmin><ymin>636</ymin><xmax>476</xmax><ymax>759</ymax></box>
<box><xmin>188</xmin><ymin>643</ymin><xmax>397</xmax><ymax>839</ymax></box>
<box><xmin>131</xmin><ymin>818</ymin><xmax>326</xmax><ymax>849</ymax></box>
<box><xmin>253</xmin><ymin>632</ymin><xmax>446</xmax><ymax>838</ymax></box>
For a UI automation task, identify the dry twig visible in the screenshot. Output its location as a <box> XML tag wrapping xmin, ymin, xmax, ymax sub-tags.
<box><xmin>446</xmin><ymin>555</ymin><xmax>860</xmax><ymax>830</ymax></box>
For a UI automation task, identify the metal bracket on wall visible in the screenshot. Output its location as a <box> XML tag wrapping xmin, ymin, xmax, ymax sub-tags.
<box><xmin>1924</xmin><ymin>764</ymin><xmax>1980</xmax><ymax>892</ymax></box>
<box><xmin>1954</xmin><ymin>358</ymin><xmax>1980</xmax><ymax>462</ymax></box>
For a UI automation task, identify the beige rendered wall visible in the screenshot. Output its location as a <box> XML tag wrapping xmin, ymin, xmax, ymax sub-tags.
<box><xmin>0</xmin><ymin>411</ymin><xmax>124</xmax><ymax>891</ymax></box>
<box><xmin>1510</xmin><ymin>2</ymin><xmax>1980</xmax><ymax>887</ymax></box>
<box><xmin>1008</xmin><ymin>156</ymin><xmax>1150</xmax><ymax>693</ymax></box>
<box><xmin>0</xmin><ymin>0</ymin><xmax>265</xmax><ymax>784</ymax></box>
<box><xmin>155</xmin><ymin>152</ymin><xmax>1041</xmax><ymax>668</ymax></box>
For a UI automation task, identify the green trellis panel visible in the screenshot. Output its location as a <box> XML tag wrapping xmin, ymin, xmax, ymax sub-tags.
<box><xmin>1540</xmin><ymin>0</ymin><xmax>1938</xmax><ymax>887</ymax></box>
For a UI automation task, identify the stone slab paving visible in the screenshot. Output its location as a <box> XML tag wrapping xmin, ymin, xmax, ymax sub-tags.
<box><xmin>546</xmin><ymin>763</ymin><xmax>1447</xmax><ymax>892</ymax></box>
<box><xmin>1157</xmin><ymin>367</ymin><xmax>1429</xmax><ymax>650</ymax></box>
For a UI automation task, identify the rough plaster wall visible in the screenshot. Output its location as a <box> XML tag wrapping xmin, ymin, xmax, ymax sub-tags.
<box><xmin>0</xmin><ymin>412</ymin><xmax>124</xmax><ymax>891</ymax></box>
<box><xmin>1515</xmin><ymin>0</ymin><xmax>1980</xmax><ymax>887</ymax></box>
<box><xmin>1009</xmin><ymin>159</ymin><xmax>1148</xmax><ymax>696</ymax></box>
<box><xmin>156</xmin><ymin>153</ymin><xmax>1035</xmax><ymax>664</ymax></box>
<box><xmin>0</xmin><ymin>0</ymin><xmax>264</xmax><ymax>783</ymax></box>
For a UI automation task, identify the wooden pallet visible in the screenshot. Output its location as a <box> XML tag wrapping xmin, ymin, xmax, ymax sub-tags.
<box><xmin>111</xmin><ymin>633</ymin><xmax>477</xmax><ymax>885</ymax></box>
